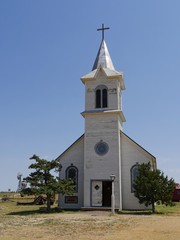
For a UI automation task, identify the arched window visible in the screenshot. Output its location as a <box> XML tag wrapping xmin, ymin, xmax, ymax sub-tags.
<box><xmin>95</xmin><ymin>85</ymin><xmax>108</xmax><ymax>108</ymax></box>
<box><xmin>102</xmin><ymin>89</ymin><xmax>107</xmax><ymax>108</ymax></box>
<box><xmin>96</xmin><ymin>89</ymin><xmax>101</xmax><ymax>108</ymax></box>
<box><xmin>66</xmin><ymin>166</ymin><xmax>78</xmax><ymax>192</ymax></box>
<box><xmin>131</xmin><ymin>164</ymin><xmax>139</xmax><ymax>192</ymax></box>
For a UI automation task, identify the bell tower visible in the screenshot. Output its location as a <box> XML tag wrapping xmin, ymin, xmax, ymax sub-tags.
<box><xmin>81</xmin><ymin>25</ymin><xmax>126</xmax><ymax>210</ymax></box>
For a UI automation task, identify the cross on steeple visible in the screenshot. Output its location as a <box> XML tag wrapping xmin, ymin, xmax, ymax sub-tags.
<box><xmin>97</xmin><ymin>24</ymin><xmax>110</xmax><ymax>40</ymax></box>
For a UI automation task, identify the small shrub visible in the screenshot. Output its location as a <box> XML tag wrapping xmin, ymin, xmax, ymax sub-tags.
<box><xmin>1</xmin><ymin>195</ymin><xmax>10</xmax><ymax>201</ymax></box>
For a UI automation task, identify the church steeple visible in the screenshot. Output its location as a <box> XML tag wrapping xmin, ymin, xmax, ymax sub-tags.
<box><xmin>82</xmin><ymin>25</ymin><xmax>125</xmax><ymax>210</ymax></box>
<box><xmin>92</xmin><ymin>24</ymin><xmax>115</xmax><ymax>71</ymax></box>
<box><xmin>92</xmin><ymin>39</ymin><xmax>115</xmax><ymax>70</ymax></box>
<box><xmin>81</xmin><ymin>24</ymin><xmax>126</xmax><ymax>124</ymax></box>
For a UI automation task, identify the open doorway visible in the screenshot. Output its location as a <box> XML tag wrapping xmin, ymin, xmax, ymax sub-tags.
<box><xmin>91</xmin><ymin>180</ymin><xmax>112</xmax><ymax>207</ymax></box>
<box><xmin>102</xmin><ymin>181</ymin><xmax>112</xmax><ymax>207</ymax></box>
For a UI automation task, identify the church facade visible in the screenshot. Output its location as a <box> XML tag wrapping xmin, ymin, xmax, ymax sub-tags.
<box><xmin>57</xmin><ymin>29</ymin><xmax>156</xmax><ymax>210</ymax></box>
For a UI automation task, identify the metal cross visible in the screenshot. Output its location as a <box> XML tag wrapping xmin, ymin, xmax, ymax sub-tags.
<box><xmin>97</xmin><ymin>24</ymin><xmax>110</xmax><ymax>40</ymax></box>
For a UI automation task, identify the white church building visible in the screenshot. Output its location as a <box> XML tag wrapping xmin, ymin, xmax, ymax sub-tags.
<box><xmin>57</xmin><ymin>26</ymin><xmax>156</xmax><ymax>210</ymax></box>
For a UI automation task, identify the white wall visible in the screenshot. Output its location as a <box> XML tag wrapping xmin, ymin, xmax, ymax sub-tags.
<box><xmin>84</xmin><ymin>113</ymin><xmax>121</xmax><ymax>208</ymax></box>
<box><xmin>57</xmin><ymin>136</ymin><xmax>84</xmax><ymax>209</ymax></box>
<box><xmin>121</xmin><ymin>132</ymin><xmax>154</xmax><ymax>210</ymax></box>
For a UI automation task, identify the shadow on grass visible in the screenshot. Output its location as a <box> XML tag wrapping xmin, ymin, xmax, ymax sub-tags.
<box><xmin>7</xmin><ymin>207</ymin><xmax>63</xmax><ymax>216</ymax></box>
<box><xmin>118</xmin><ymin>210</ymin><xmax>153</xmax><ymax>215</ymax></box>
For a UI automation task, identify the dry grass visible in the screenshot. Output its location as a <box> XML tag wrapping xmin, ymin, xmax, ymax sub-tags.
<box><xmin>1</xmin><ymin>195</ymin><xmax>180</xmax><ymax>240</ymax></box>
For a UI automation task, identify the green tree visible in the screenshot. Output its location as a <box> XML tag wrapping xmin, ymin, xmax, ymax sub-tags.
<box><xmin>22</xmin><ymin>154</ymin><xmax>74</xmax><ymax>211</ymax></box>
<box><xmin>133</xmin><ymin>162</ymin><xmax>175</xmax><ymax>213</ymax></box>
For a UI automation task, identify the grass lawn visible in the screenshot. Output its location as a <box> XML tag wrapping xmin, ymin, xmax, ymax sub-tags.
<box><xmin>156</xmin><ymin>202</ymin><xmax>180</xmax><ymax>215</ymax></box>
<box><xmin>1</xmin><ymin>193</ymin><xmax>180</xmax><ymax>240</ymax></box>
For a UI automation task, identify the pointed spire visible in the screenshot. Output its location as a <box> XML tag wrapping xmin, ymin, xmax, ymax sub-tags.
<box><xmin>92</xmin><ymin>39</ymin><xmax>115</xmax><ymax>71</ymax></box>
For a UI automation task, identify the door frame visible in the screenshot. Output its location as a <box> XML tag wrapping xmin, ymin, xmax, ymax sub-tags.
<box><xmin>91</xmin><ymin>179</ymin><xmax>112</xmax><ymax>207</ymax></box>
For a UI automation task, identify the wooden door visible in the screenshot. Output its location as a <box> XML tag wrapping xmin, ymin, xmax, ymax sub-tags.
<box><xmin>91</xmin><ymin>181</ymin><xmax>102</xmax><ymax>207</ymax></box>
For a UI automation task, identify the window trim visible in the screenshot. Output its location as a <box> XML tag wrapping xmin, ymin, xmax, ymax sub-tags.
<box><xmin>130</xmin><ymin>163</ymin><xmax>139</xmax><ymax>193</ymax></box>
<box><xmin>95</xmin><ymin>85</ymin><xmax>108</xmax><ymax>109</ymax></box>
<box><xmin>66</xmin><ymin>165</ymin><xmax>78</xmax><ymax>193</ymax></box>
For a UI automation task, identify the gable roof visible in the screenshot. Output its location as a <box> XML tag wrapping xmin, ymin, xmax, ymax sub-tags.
<box><xmin>121</xmin><ymin>131</ymin><xmax>156</xmax><ymax>158</ymax></box>
<box><xmin>56</xmin><ymin>134</ymin><xmax>84</xmax><ymax>160</ymax></box>
<box><xmin>56</xmin><ymin>131</ymin><xmax>156</xmax><ymax>169</ymax></box>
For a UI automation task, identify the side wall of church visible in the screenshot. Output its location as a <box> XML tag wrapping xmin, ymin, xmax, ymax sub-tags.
<box><xmin>58</xmin><ymin>137</ymin><xmax>84</xmax><ymax>209</ymax></box>
<box><xmin>121</xmin><ymin>133</ymin><xmax>153</xmax><ymax>210</ymax></box>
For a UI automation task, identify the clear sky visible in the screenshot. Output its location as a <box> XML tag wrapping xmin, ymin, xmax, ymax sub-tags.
<box><xmin>0</xmin><ymin>0</ymin><xmax>180</xmax><ymax>191</ymax></box>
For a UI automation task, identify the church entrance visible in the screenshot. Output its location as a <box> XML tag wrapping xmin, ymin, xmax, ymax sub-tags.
<box><xmin>102</xmin><ymin>181</ymin><xmax>112</xmax><ymax>206</ymax></box>
<box><xmin>91</xmin><ymin>180</ymin><xmax>112</xmax><ymax>207</ymax></box>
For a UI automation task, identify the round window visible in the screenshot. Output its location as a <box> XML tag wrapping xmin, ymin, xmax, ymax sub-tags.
<box><xmin>95</xmin><ymin>141</ymin><xmax>109</xmax><ymax>156</ymax></box>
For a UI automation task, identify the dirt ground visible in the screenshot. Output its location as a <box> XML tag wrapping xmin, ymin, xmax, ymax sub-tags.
<box><xmin>1</xmin><ymin>210</ymin><xmax>180</xmax><ymax>240</ymax></box>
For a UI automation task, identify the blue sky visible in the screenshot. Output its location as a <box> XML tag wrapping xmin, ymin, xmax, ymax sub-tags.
<box><xmin>0</xmin><ymin>0</ymin><xmax>180</xmax><ymax>191</ymax></box>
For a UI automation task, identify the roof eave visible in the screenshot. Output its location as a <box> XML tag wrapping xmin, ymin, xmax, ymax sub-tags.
<box><xmin>56</xmin><ymin>134</ymin><xmax>84</xmax><ymax>160</ymax></box>
<box><xmin>120</xmin><ymin>131</ymin><xmax>157</xmax><ymax>168</ymax></box>
<box><xmin>81</xmin><ymin>109</ymin><xmax>126</xmax><ymax>122</ymax></box>
<box><xmin>81</xmin><ymin>67</ymin><xmax>125</xmax><ymax>90</ymax></box>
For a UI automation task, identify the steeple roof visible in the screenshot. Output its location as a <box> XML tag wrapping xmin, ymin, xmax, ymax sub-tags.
<box><xmin>81</xmin><ymin>25</ymin><xmax>125</xmax><ymax>90</ymax></box>
<box><xmin>92</xmin><ymin>39</ymin><xmax>115</xmax><ymax>71</ymax></box>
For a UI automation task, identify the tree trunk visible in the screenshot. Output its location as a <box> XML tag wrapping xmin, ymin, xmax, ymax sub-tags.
<box><xmin>46</xmin><ymin>194</ymin><xmax>51</xmax><ymax>212</ymax></box>
<box><xmin>152</xmin><ymin>201</ymin><xmax>155</xmax><ymax>213</ymax></box>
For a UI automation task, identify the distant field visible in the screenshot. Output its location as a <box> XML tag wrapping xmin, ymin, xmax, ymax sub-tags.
<box><xmin>0</xmin><ymin>194</ymin><xmax>180</xmax><ymax>240</ymax></box>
